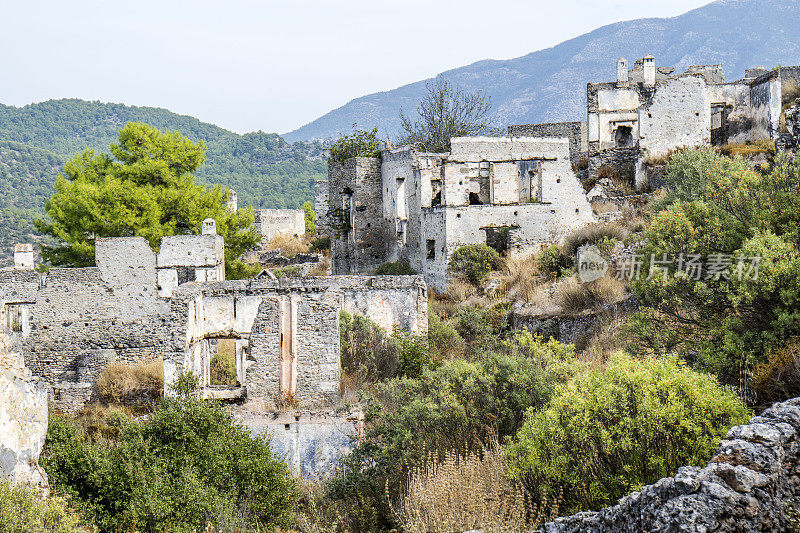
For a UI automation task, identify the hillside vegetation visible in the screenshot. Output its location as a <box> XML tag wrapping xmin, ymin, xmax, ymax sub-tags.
<box><xmin>0</xmin><ymin>99</ymin><xmax>326</xmax><ymax>262</ymax></box>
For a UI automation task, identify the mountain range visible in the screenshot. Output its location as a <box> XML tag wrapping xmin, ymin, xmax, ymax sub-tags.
<box><xmin>284</xmin><ymin>0</ymin><xmax>800</xmax><ymax>142</ymax></box>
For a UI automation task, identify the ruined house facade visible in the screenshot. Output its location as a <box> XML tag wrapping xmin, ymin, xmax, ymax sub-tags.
<box><xmin>253</xmin><ymin>209</ymin><xmax>306</xmax><ymax>246</ymax></box>
<box><xmin>585</xmin><ymin>56</ymin><xmax>800</xmax><ymax>188</ymax></box>
<box><xmin>325</xmin><ymin>136</ymin><xmax>595</xmax><ymax>293</ymax></box>
<box><xmin>0</xmin><ymin>231</ymin><xmax>427</xmax><ymax>413</ymax></box>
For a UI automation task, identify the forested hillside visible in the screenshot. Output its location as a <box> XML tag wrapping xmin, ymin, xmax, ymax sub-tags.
<box><xmin>0</xmin><ymin>99</ymin><xmax>326</xmax><ymax>262</ymax></box>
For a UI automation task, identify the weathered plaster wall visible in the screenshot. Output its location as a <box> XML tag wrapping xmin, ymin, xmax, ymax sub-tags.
<box><xmin>638</xmin><ymin>75</ymin><xmax>712</xmax><ymax>157</ymax></box>
<box><xmin>314</xmin><ymin>181</ymin><xmax>330</xmax><ymax>237</ymax></box>
<box><xmin>254</xmin><ymin>209</ymin><xmax>306</xmax><ymax>245</ymax></box>
<box><xmin>507</xmin><ymin>122</ymin><xmax>588</xmax><ymax>165</ymax></box>
<box><xmin>749</xmin><ymin>72</ymin><xmax>782</xmax><ymax>141</ymax></box>
<box><xmin>540</xmin><ymin>398</ymin><xmax>800</xmax><ymax>532</ymax></box>
<box><xmin>0</xmin><ymin>334</ymin><xmax>48</xmax><ymax>490</ymax></box>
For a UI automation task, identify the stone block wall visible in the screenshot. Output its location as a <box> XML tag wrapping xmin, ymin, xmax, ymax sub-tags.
<box><xmin>314</xmin><ymin>180</ymin><xmax>330</xmax><ymax>237</ymax></box>
<box><xmin>508</xmin><ymin>122</ymin><xmax>588</xmax><ymax>166</ymax></box>
<box><xmin>540</xmin><ymin>398</ymin><xmax>800</xmax><ymax>532</ymax></box>
<box><xmin>254</xmin><ymin>209</ymin><xmax>306</xmax><ymax>245</ymax></box>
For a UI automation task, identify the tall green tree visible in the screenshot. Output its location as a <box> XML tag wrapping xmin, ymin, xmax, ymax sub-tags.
<box><xmin>36</xmin><ymin>122</ymin><xmax>259</xmax><ymax>278</ymax></box>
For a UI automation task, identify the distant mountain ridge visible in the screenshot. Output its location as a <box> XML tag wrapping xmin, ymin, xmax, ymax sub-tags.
<box><xmin>284</xmin><ymin>0</ymin><xmax>800</xmax><ymax>142</ymax></box>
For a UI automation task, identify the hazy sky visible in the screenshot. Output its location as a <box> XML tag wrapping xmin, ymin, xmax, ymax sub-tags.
<box><xmin>0</xmin><ymin>0</ymin><xmax>714</xmax><ymax>135</ymax></box>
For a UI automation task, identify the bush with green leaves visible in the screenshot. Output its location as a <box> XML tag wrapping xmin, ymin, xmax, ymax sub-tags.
<box><xmin>328</xmin><ymin>126</ymin><xmax>382</xmax><ymax>164</ymax></box>
<box><xmin>427</xmin><ymin>311</ymin><xmax>464</xmax><ymax>360</ymax></box>
<box><xmin>41</xmin><ymin>398</ymin><xmax>298</xmax><ymax>532</ymax></box>
<box><xmin>0</xmin><ymin>480</ymin><xmax>87</xmax><ymax>533</ymax></box>
<box><xmin>448</xmin><ymin>244</ymin><xmax>500</xmax><ymax>285</ymax></box>
<box><xmin>537</xmin><ymin>244</ymin><xmax>570</xmax><ymax>277</ymax></box>
<box><xmin>326</xmin><ymin>333</ymin><xmax>582</xmax><ymax>530</ymax></box>
<box><xmin>507</xmin><ymin>353</ymin><xmax>750</xmax><ymax>514</ymax></box>
<box><xmin>630</xmin><ymin>151</ymin><xmax>800</xmax><ymax>402</ymax></box>
<box><xmin>210</xmin><ymin>352</ymin><xmax>237</xmax><ymax>386</ymax></box>
<box><xmin>374</xmin><ymin>261</ymin><xmax>416</xmax><ymax>275</ymax></box>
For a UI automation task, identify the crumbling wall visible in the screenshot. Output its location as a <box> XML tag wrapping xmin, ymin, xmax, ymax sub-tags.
<box><xmin>508</xmin><ymin>122</ymin><xmax>588</xmax><ymax>165</ymax></box>
<box><xmin>314</xmin><ymin>181</ymin><xmax>330</xmax><ymax>237</ymax></box>
<box><xmin>749</xmin><ymin>72</ymin><xmax>782</xmax><ymax>140</ymax></box>
<box><xmin>638</xmin><ymin>75</ymin><xmax>712</xmax><ymax>157</ymax></box>
<box><xmin>329</xmin><ymin>158</ymin><xmax>391</xmax><ymax>275</ymax></box>
<box><xmin>778</xmin><ymin>100</ymin><xmax>800</xmax><ymax>151</ymax></box>
<box><xmin>157</xmin><ymin>234</ymin><xmax>225</xmax><ymax>297</ymax></box>
<box><xmin>0</xmin><ymin>334</ymin><xmax>48</xmax><ymax>490</ymax></box>
<box><xmin>254</xmin><ymin>209</ymin><xmax>306</xmax><ymax>245</ymax></box>
<box><xmin>540</xmin><ymin>398</ymin><xmax>800</xmax><ymax>532</ymax></box>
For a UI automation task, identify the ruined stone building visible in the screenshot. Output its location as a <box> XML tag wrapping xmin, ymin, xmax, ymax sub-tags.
<box><xmin>585</xmin><ymin>56</ymin><xmax>800</xmax><ymax>188</ymax></box>
<box><xmin>323</xmin><ymin>136</ymin><xmax>594</xmax><ymax>292</ymax></box>
<box><xmin>0</xmin><ymin>229</ymin><xmax>427</xmax><ymax>413</ymax></box>
<box><xmin>253</xmin><ymin>209</ymin><xmax>306</xmax><ymax>246</ymax></box>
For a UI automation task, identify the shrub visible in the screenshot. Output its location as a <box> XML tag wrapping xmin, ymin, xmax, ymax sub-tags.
<box><xmin>0</xmin><ymin>480</ymin><xmax>87</xmax><ymax>533</ymax></box>
<box><xmin>455</xmin><ymin>305</ymin><xmax>507</xmax><ymax>347</ymax></box>
<box><xmin>718</xmin><ymin>138</ymin><xmax>776</xmax><ymax>158</ymax></box>
<box><xmin>557</xmin><ymin>276</ymin><xmax>627</xmax><ymax>313</ymax></box>
<box><xmin>562</xmin><ymin>223</ymin><xmax>627</xmax><ymax>258</ymax></box>
<box><xmin>537</xmin><ymin>244</ymin><xmax>569</xmax><ymax>277</ymax></box>
<box><xmin>329</xmin><ymin>126</ymin><xmax>382</xmax><ymax>164</ymax></box>
<box><xmin>375</xmin><ymin>261</ymin><xmax>416</xmax><ymax>275</ymax></box>
<box><xmin>42</xmin><ymin>398</ymin><xmax>298</xmax><ymax>532</ymax></box>
<box><xmin>449</xmin><ymin>244</ymin><xmax>500</xmax><ymax>285</ymax></box>
<box><xmin>427</xmin><ymin>312</ymin><xmax>464</xmax><ymax>360</ymax></box>
<box><xmin>302</xmin><ymin>200</ymin><xmax>315</xmax><ymax>235</ymax></box>
<box><xmin>309</xmin><ymin>235</ymin><xmax>330</xmax><ymax>253</ymax></box>
<box><xmin>210</xmin><ymin>352</ymin><xmax>237</xmax><ymax>386</ymax></box>
<box><xmin>507</xmin><ymin>353</ymin><xmax>750</xmax><ymax>514</ymax></box>
<box><xmin>328</xmin><ymin>334</ymin><xmax>582</xmax><ymax>529</ymax></box>
<box><xmin>397</xmin><ymin>441</ymin><xmax>546</xmax><ymax>533</ymax></box>
<box><xmin>271</xmin><ymin>265</ymin><xmax>302</xmax><ymax>279</ymax></box>
<box><xmin>340</xmin><ymin>311</ymin><xmax>399</xmax><ymax>383</ymax></box>
<box><xmin>96</xmin><ymin>359</ymin><xmax>162</xmax><ymax>404</ymax></box>
<box><xmin>267</xmin><ymin>234</ymin><xmax>308</xmax><ymax>258</ymax></box>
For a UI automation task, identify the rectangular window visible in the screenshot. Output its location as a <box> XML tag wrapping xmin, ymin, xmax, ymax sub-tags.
<box><xmin>517</xmin><ymin>161</ymin><xmax>541</xmax><ymax>203</ymax></box>
<box><xmin>6</xmin><ymin>305</ymin><xmax>22</xmax><ymax>332</ymax></box>
<box><xmin>426</xmin><ymin>239</ymin><xmax>436</xmax><ymax>260</ymax></box>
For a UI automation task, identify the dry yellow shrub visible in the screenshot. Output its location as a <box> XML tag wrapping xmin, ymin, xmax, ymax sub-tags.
<box><xmin>96</xmin><ymin>359</ymin><xmax>163</xmax><ymax>403</ymax></box>
<box><xmin>267</xmin><ymin>234</ymin><xmax>309</xmax><ymax>258</ymax></box>
<box><xmin>395</xmin><ymin>440</ymin><xmax>555</xmax><ymax>533</ymax></box>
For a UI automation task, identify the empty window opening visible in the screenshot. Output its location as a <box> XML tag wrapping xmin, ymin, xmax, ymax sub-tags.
<box><xmin>614</xmin><ymin>125</ymin><xmax>634</xmax><ymax>148</ymax></box>
<box><xmin>518</xmin><ymin>160</ymin><xmax>542</xmax><ymax>203</ymax></box>
<box><xmin>207</xmin><ymin>336</ymin><xmax>240</xmax><ymax>387</ymax></box>
<box><xmin>426</xmin><ymin>239</ymin><xmax>436</xmax><ymax>260</ymax></box>
<box><xmin>176</xmin><ymin>266</ymin><xmax>196</xmax><ymax>285</ymax></box>
<box><xmin>6</xmin><ymin>304</ymin><xmax>23</xmax><ymax>332</ymax></box>
<box><xmin>431</xmin><ymin>179</ymin><xmax>442</xmax><ymax>207</ymax></box>
<box><xmin>483</xmin><ymin>226</ymin><xmax>519</xmax><ymax>256</ymax></box>
<box><xmin>469</xmin><ymin>162</ymin><xmax>491</xmax><ymax>205</ymax></box>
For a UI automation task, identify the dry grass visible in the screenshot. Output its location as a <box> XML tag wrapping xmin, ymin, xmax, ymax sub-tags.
<box><xmin>562</xmin><ymin>222</ymin><xmax>628</xmax><ymax>257</ymax></box>
<box><xmin>783</xmin><ymin>79</ymin><xmax>800</xmax><ymax>108</ymax></box>
<box><xmin>748</xmin><ymin>337</ymin><xmax>800</xmax><ymax>405</ymax></box>
<box><xmin>501</xmin><ymin>255</ymin><xmax>543</xmax><ymax>302</ymax></box>
<box><xmin>447</xmin><ymin>279</ymin><xmax>477</xmax><ymax>303</ymax></box>
<box><xmin>578</xmin><ymin>155</ymin><xmax>589</xmax><ymax>171</ymax></box>
<box><xmin>307</xmin><ymin>256</ymin><xmax>331</xmax><ymax>277</ymax></box>
<box><xmin>581</xmin><ymin>315</ymin><xmax>628</xmax><ymax>369</ymax></box>
<box><xmin>557</xmin><ymin>275</ymin><xmax>626</xmax><ymax>313</ymax></box>
<box><xmin>718</xmin><ymin>138</ymin><xmax>776</xmax><ymax>158</ymax></box>
<box><xmin>394</xmin><ymin>440</ymin><xmax>556</xmax><ymax>533</ymax></box>
<box><xmin>96</xmin><ymin>359</ymin><xmax>163</xmax><ymax>404</ymax></box>
<box><xmin>267</xmin><ymin>234</ymin><xmax>309</xmax><ymax>258</ymax></box>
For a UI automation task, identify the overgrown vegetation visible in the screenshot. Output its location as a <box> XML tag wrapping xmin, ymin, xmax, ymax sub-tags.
<box><xmin>42</xmin><ymin>393</ymin><xmax>298</xmax><ymax>532</ymax></box>
<box><xmin>374</xmin><ymin>261</ymin><xmax>416</xmax><ymax>275</ymax></box>
<box><xmin>399</xmin><ymin>80</ymin><xmax>492</xmax><ymax>153</ymax></box>
<box><xmin>36</xmin><ymin>122</ymin><xmax>259</xmax><ymax>278</ymax></box>
<box><xmin>507</xmin><ymin>354</ymin><xmax>749</xmax><ymax>514</ymax></box>
<box><xmin>0</xmin><ymin>480</ymin><xmax>88</xmax><ymax>533</ymax></box>
<box><xmin>96</xmin><ymin>359</ymin><xmax>162</xmax><ymax>405</ymax></box>
<box><xmin>210</xmin><ymin>352</ymin><xmax>238</xmax><ymax>386</ymax></box>
<box><xmin>328</xmin><ymin>126</ymin><xmax>382</xmax><ymax>164</ymax></box>
<box><xmin>449</xmin><ymin>244</ymin><xmax>500</xmax><ymax>285</ymax></box>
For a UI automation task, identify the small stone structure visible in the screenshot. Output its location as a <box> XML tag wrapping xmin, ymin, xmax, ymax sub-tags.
<box><xmin>507</xmin><ymin>122</ymin><xmax>588</xmax><ymax>166</ymax></box>
<box><xmin>0</xmin><ymin>333</ymin><xmax>48</xmax><ymax>490</ymax></box>
<box><xmin>0</xmin><ymin>234</ymin><xmax>427</xmax><ymax>413</ymax></box>
<box><xmin>253</xmin><ymin>209</ymin><xmax>306</xmax><ymax>246</ymax></box>
<box><xmin>326</xmin><ymin>136</ymin><xmax>595</xmax><ymax>293</ymax></box>
<box><xmin>540</xmin><ymin>398</ymin><xmax>800</xmax><ymax>532</ymax></box>
<box><xmin>13</xmin><ymin>244</ymin><xmax>34</xmax><ymax>270</ymax></box>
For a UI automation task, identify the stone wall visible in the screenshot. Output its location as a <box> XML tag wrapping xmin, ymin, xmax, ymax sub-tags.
<box><xmin>314</xmin><ymin>180</ymin><xmax>330</xmax><ymax>237</ymax></box>
<box><xmin>778</xmin><ymin>100</ymin><xmax>800</xmax><ymax>152</ymax></box>
<box><xmin>588</xmin><ymin>147</ymin><xmax>639</xmax><ymax>182</ymax></box>
<box><xmin>0</xmin><ymin>334</ymin><xmax>48</xmax><ymax>490</ymax></box>
<box><xmin>507</xmin><ymin>122</ymin><xmax>588</xmax><ymax>165</ymax></box>
<box><xmin>540</xmin><ymin>398</ymin><xmax>800</xmax><ymax>532</ymax></box>
<box><xmin>254</xmin><ymin>209</ymin><xmax>306</xmax><ymax>245</ymax></box>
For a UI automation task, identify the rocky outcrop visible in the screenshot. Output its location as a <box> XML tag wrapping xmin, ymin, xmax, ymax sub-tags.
<box><xmin>540</xmin><ymin>398</ymin><xmax>800</xmax><ymax>532</ymax></box>
<box><xmin>0</xmin><ymin>333</ymin><xmax>48</xmax><ymax>490</ymax></box>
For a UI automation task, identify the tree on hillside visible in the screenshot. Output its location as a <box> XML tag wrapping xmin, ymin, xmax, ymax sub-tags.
<box><xmin>36</xmin><ymin>122</ymin><xmax>259</xmax><ymax>278</ymax></box>
<box><xmin>399</xmin><ymin>80</ymin><xmax>492</xmax><ymax>153</ymax></box>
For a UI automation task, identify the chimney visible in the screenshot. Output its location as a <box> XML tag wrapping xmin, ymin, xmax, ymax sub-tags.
<box><xmin>227</xmin><ymin>190</ymin><xmax>238</xmax><ymax>212</ymax></box>
<box><xmin>617</xmin><ymin>58</ymin><xmax>629</xmax><ymax>87</ymax></box>
<box><xmin>643</xmin><ymin>55</ymin><xmax>656</xmax><ymax>87</ymax></box>
<box><xmin>202</xmin><ymin>218</ymin><xmax>217</xmax><ymax>235</ymax></box>
<box><xmin>13</xmin><ymin>243</ymin><xmax>34</xmax><ymax>270</ymax></box>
